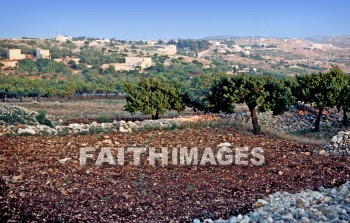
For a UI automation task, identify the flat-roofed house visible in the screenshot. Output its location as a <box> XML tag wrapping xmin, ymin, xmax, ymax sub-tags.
<box><xmin>157</xmin><ymin>45</ymin><xmax>177</xmax><ymax>55</ymax></box>
<box><xmin>7</xmin><ymin>49</ymin><xmax>26</xmax><ymax>60</ymax></box>
<box><xmin>125</xmin><ymin>57</ymin><xmax>152</xmax><ymax>69</ymax></box>
<box><xmin>36</xmin><ymin>49</ymin><xmax>51</xmax><ymax>59</ymax></box>
<box><xmin>55</xmin><ymin>35</ymin><xmax>72</xmax><ymax>42</ymax></box>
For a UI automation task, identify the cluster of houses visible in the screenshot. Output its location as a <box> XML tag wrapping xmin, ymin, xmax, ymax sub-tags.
<box><xmin>0</xmin><ymin>35</ymin><xmax>185</xmax><ymax>73</ymax></box>
<box><xmin>101</xmin><ymin>57</ymin><xmax>152</xmax><ymax>71</ymax></box>
<box><xmin>209</xmin><ymin>40</ymin><xmax>253</xmax><ymax>56</ymax></box>
<box><xmin>0</xmin><ymin>48</ymin><xmax>51</xmax><ymax>70</ymax></box>
<box><xmin>226</xmin><ymin>65</ymin><xmax>258</xmax><ymax>75</ymax></box>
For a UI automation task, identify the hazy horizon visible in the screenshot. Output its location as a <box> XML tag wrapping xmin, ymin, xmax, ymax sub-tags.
<box><xmin>1</xmin><ymin>0</ymin><xmax>350</xmax><ymax>40</ymax></box>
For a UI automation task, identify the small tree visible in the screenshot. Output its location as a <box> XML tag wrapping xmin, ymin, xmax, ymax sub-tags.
<box><xmin>337</xmin><ymin>75</ymin><xmax>350</xmax><ymax>126</ymax></box>
<box><xmin>68</xmin><ymin>60</ymin><xmax>77</xmax><ymax>69</ymax></box>
<box><xmin>105</xmin><ymin>65</ymin><xmax>117</xmax><ymax>75</ymax></box>
<box><xmin>205</xmin><ymin>75</ymin><xmax>237</xmax><ymax>113</ymax></box>
<box><xmin>296</xmin><ymin>65</ymin><xmax>346</xmax><ymax>132</ymax></box>
<box><xmin>184</xmin><ymin>73</ymin><xmax>220</xmax><ymax>112</ymax></box>
<box><xmin>123</xmin><ymin>78</ymin><xmax>185</xmax><ymax>119</ymax></box>
<box><xmin>205</xmin><ymin>75</ymin><xmax>294</xmax><ymax>135</ymax></box>
<box><xmin>234</xmin><ymin>75</ymin><xmax>269</xmax><ymax>134</ymax></box>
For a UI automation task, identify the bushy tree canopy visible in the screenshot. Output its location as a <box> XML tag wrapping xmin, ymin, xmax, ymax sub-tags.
<box><xmin>296</xmin><ymin>65</ymin><xmax>347</xmax><ymax>131</ymax></box>
<box><xmin>203</xmin><ymin>74</ymin><xmax>294</xmax><ymax>134</ymax></box>
<box><xmin>123</xmin><ymin>77</ymin><xmax>185</xmax><ymax>119</ymax></box>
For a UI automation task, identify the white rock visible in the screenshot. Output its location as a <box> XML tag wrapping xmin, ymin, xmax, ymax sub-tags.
<box><xmin>58</xmin><ymin>157</ymin><xmax>72</xmax><ymax>163</ymax></box>
<box><xmin>331</xmin><ymin>136</ymin><xmax>338</xmax><ymax>143</ymax></box>
<box><xmin>336</xmin><ymin>136</ymin><xmax>343</xmax><ymax>144</ymax></box>
<box><xmin>18</xmin><ymin>127</ymin><xmax>36</xmax><ymax>135</ymax></box>
<box><xmin>68</xmin><ymin>123</ymin><xmax>81</xmax><ymax>129</ymax></box>
<box><xmin>300</xmin><ymin>217</ymin><xmax>310</xmax><ymax>223</ymax></box>
<box><xmin>119</xmin><ymin>123</ymin><xmax>132</xmax><ymax>133</ymax></box>
<box><xmin>193</xmin><ymin>219</ymin><xmax>200</xmax><ymax>223</ymax></box>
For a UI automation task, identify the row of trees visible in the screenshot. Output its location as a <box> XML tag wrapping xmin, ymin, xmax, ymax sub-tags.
<box><xmin>18</xmin><ymin>59</ymin><xmax>72</xmax><ymax>75</ymax></box>
<box><xmin>0</xmin><ymin>59</ymin><xmax>214</xmax><ymax>101</ymax></box>
<box><xmin>176</xmin><ymin>39</ymin><xmax>211</xmax><ymax>52</ymax></box>
<box><xmin>0</xmin><ymin>75</ymin><xmax>117</xmax><ymax>102</ymax></box>
<box><xmin>123</xmin><ymin>65</ymin><xmax>350</xmax><ymax>134</ymax></box>
<box><xmin>79</xmin><ymin>48</ymin><xmax>125</xmax><ymax>65</ymax></box>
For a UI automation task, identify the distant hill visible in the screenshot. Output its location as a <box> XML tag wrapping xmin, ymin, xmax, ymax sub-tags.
<box><xmin>202</xmin><ymin>35</ymin><xmax>252</xmax><ymax>40</ymax></box>
<box><xmin>306</xmin><ymin>35</ymin><xmax>350</xmax><ymax>48</ymax></box>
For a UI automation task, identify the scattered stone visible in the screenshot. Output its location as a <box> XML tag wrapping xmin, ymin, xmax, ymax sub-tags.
<box><xmin>102</xmin><ymin>139</ymin><xmax>113</xmax><ymax>145</ymax></box>
<box><xmin>2</xmin><ymin>175</ymin><xmax>22</xmax><ymax>183</ymax></box>
<box><xmin>253</xmin><ymin>199</ymin><xmax>268</xmax><ymax>209</ymax></box>
<box><xmin>17</xmin><ymin>127</ymin><xmax>36</xmax><ymax>135</ymax></box>
<box><xmin>58</xmin><ymin>157</ymin><xmax>72</xmax><ymax>163</ymax></box>
<box><xmin>318</xmin><ymin>130</ymin><xmax>350</xmax><ymax>157</ymax></box>
<box><xmin>204</xmin><ymin>181</ymin><xmax>350</xmax><ymax>223</ymax></box>
<box><xmin>193</xmin><ymin>218</ymin><xmax>201</xmax><ymax>223</ymax></box>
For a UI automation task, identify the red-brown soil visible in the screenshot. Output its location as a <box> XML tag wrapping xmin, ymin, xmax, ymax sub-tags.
<box><xmin>0</xmin><ymin>127</ymin><xmax>349</xmax><ymax>222</ymax></box>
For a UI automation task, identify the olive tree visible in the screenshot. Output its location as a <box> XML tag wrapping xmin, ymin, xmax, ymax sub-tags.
<box><xmin>205</xmin><ymin>74</ymin><xmax>294</xmax><ymax>134</ymax></box>
<box><xmin>123</xmin><ymin>77</ymin><xmax>185</xmax><ymax>119</ymax></box>
<box><xmin>296</xmin><ymin>65</ymin><xmax>346</xmax><ymax>132</ymax></box>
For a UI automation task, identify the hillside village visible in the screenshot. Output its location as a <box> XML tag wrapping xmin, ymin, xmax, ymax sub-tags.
<box><xmin>1</xmin><ymin>35</ymin><xmax>350</xmax><ymax>78</ymax></box>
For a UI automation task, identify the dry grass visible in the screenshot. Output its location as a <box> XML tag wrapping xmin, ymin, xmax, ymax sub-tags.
<box><xmin>3</xmin><ymin>100</ymin><xmax>195</xmax><ymax>123</ymax></box>
<box><xmin>212</xmin><ymin>120</ymin><xmax>328</xmax><ymax>146</ymax></box>
<box><xmin>262</xmin><ymin>127</ymin><xmax>327</xmax><ymax>146</ymax></box>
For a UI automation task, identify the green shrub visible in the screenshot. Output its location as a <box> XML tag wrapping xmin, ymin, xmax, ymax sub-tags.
<box><xmin>97</xmin><ymin>114</ymin><xmax>112</xmax><ymax>123</ymax></box>
<box><xmin>0</xmin><ymin>106</ymin><xmax>36</xmax><ymax>125</ymax></box>
<box><xmin>89</xmin><ymin>126</ymin><xmax>107</xmax><ymax>134</ymax></box>
<box><xmin>35</xmin><ymin>110</ymin><xmax>53</xmax><ymax>127</ymax></box>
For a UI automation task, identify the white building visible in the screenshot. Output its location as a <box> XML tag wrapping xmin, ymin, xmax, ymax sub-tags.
<box><xmin>7</xmin><ymin>49</ymin><xmax>26</xmax><ymax>60</ymax></box>
<box><xmin>36</xmin><ymin>49</ymin><xmax>51</xmax><ymax>59</ymax></box>
<box><xmin>208</xmin><ymin>40</ymin><xmax>221</xmax><ymax>46</ymax></box>
<box><xmin>157</xmin><ymin>45</ymin><xmax>177</xmax><ymax>55</ymax></box>
<box><xmin>125</xmin><ymin>57</ymin><xmax>152</xmax><ymax>69</ymax></box>
<box><xmin>55</xmin><ymin>35</ymin><xmax>72</xmax><ymax>42</ymax></box>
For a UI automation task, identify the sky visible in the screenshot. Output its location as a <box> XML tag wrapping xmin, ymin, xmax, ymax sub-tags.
<box><xmin>1</xmin><ymin>0</ymin><xmax>350</xmax><ymax>40</ymax></box>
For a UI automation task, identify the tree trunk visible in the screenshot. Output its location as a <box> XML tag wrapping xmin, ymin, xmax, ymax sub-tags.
<box><xmin>343</xmin><ymin>107</ymin><xmax>349</xmax><ymax>126</ymax></box>
<box><xmin>152</xmin><ymin>112</ymin><xmax>159</xmax><ymax>120</ymax></box>
<box><xmin>314</xmin><ymin>109</ymin><xmax>323</xmax><ymax>132</ymax></box>
<box><xmin>249</xmin><ymin>107</ymin><xmax>261</xmax><ymax>135</ymax></box>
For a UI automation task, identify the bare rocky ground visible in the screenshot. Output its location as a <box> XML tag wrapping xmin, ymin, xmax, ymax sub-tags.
<box><xmin>1</xmin><ymin>126</ymin><xmax>349</xmax><ymax>222</ymax></box>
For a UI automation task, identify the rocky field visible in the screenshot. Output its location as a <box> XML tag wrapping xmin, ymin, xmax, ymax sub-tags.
<box><xmin>1</xmin><ymin>104</ymin><xmax>350</xmax><ymax>222</ymax></box>
<box><xmin>1</xmin><ymin>126</ymin><xmax>349</xmax><ymax>222</ymax></box>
